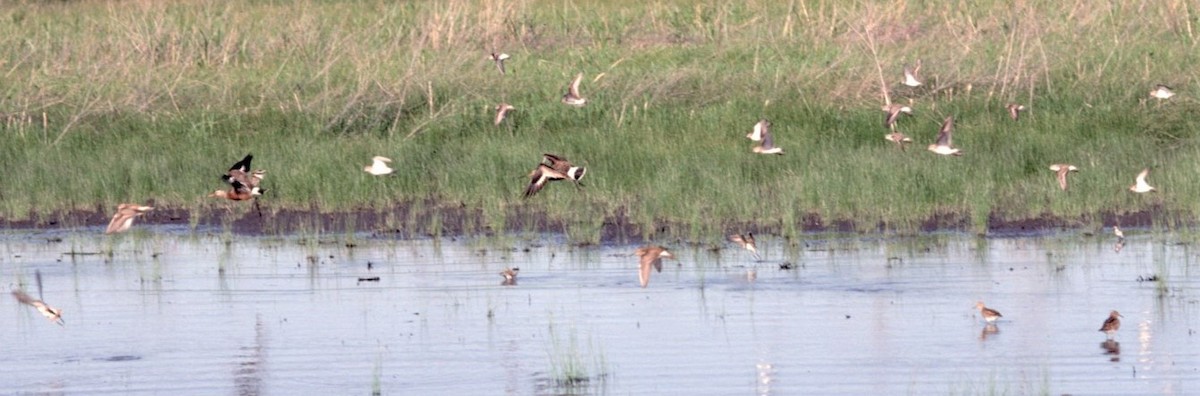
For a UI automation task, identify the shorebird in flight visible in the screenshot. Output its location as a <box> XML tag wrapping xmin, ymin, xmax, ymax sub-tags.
<box><xmin>494</xmin><ymin>103</ymin><xmax>515</xmax><ymax>126</ymax></box>
<box><xmin>105</xmin><ymin>204</ymin><xmax>153</xmax><ymax>234</ymax></box>
<box><xmin>488</xmin><ymin>52</ymin><xmax>510</xmax><ymax>75</ymax></box>
<box><xmin>882</xmin><ymin>103</ymin><xmax>913</xmax><ymax>129</ymax></box>
<box><xmin>975</xmin><ymin>301</ymin><xmax>1003</xmax><ymax>324</ymax></box>
<box><xmin>210</xmin><ymin>180</ymin><xmax>262</xmax><ymax>201</ymax></box>
<box><xmin>541</xmin><ymin>153</ymin><xmax>586</xmax><ymax>185</ymax></box>
<box><xmin>885</xmin><ymin>132</ymin><xmax>914</xmax><ymax>150</ymax></box>
<box><xmin>1099</xmin><ymin>310</ymin><xmax>1122</xmax><ymax>340</ymax></box>
<box><xmin>12</xmin><ymin>270</ymin><xmax>63</xmax><ymax>326</ymax></box>
<box><xmin>635</xmin><ymin>245</ymin><xmax>676</xmax><ymax>288</ymax></box>
<box><xmin>746</xmin><ymin>119</ymin><xmax>770</xmax><ymax>141</ymax></box>
<box><xmin>752</xmin><ymin>124</ymin><xmax>784</xmax><ymax>155</ymax></box>
<box><xmin>500</xmin><ymin>267</ymin><xmax>519</xmax><ymax>286</ymax></box>
<box><xmin>902</xmin><ymin>62</ymin><xmax>923</xmax><ymax>87</ymax></box>
<box><xmin>728</xmin><ymin>233</ymin><xmax>761</xmax><ymax>260</ymax></box>
<box><xmin>523</xmin><ymin>164</ymin><xmax>569</xmax><ymax>198</ymax></box>
<box><xmin>1048</xmin><ymin>164</ymin><xmax>1078</xmax><ymax>191</ymax></box>
<box><xmin>561</xmin><ymin>73</ymin><xmax>587</xmax><ymax>107</ymax></box>
<box><xmin>1150</xmin><ymin>84</ymin><xmax>1175</xmax><ymax>100</ymax></box>
<box><xmin>363</xmin><ymin>156</ymin><xmax>394</xmax><ymax>176</ymax></box>
<box><xmin>1006</xmin><ymin>103</ymin><xmax>1027</xmax><ymax>121</ymax></box>
<box><xmin>1129</xmin><ymin>168</ymin><xmax>1155</xmax><ymax>193</ymax></box>
<box><xmin>221</xmin><ymin>154</ymin><xmax>266</xmax><ymax>190</ymax></box>
<box><xmin>927</xmin><ymin>116</ymin><xmax>962</xmax><ymax>156</ymax></box>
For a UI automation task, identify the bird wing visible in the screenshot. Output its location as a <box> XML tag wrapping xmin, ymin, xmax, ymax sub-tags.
<box><xmin>1100</xmin><ymin>316</ymin><xmax>1120</xmax><ymax>331</ymax></box>
<box><xmin>568</xmin><ymin>73</ymin><xmax>583</xmax><ymax>97</ymax></box>
<box><xmin>12</xmin><ymin>290</ymin><xmax>37</xmax><ymax>306</ymax></box>
<box><xmin>885</xmin><ymin>106</ymin><xmax>901</xmax><ymax>128</ymax></box>
<box><xmin>936</xmin><ymin>116</ymin><xmax>954</xmax><ymax>146</ymax></box>
<box><xmin>105</xmin><ymin>210</ymin><xmax>131</xmax><ymax>234</ymax></box>
<box><xmin>228</xmin><ymin>154</ymin><xmax>253</xmax><ymax>173</ymax></box>
<box><xmin>1057</xmin><ymin>168</ymin><xmax>1069</xmax><ymax>190</ymax></box>
<box><xmin>728</xmin><ymin>234</ymin><xmax>746</xmax><ymax>246</ymax></box>
<box><xmin>1135</xmin><ymin>168</ymin><xmax>1150</xmax><ymax>184</ymax></box>
<box><xmin>761</xmin><ymin>129</ymin><xmax>776</xmax><ymax>149</ymax></box>
<box><xmin>523</xmin><ymin>165</ymin><xmax>565</xmax><ymax>198</ymax></box>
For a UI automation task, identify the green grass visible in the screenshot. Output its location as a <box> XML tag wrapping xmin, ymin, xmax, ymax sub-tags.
<box><xmin>2</xmin><ymin>0</ymin><xmax>1199</xmax><ymax>239</ymax></box>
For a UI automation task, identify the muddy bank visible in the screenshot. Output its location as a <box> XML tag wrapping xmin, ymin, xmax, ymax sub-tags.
<box><xmin>0</xmin><ymin>200</ymin><xmax>1173</xmax><ymax>242</ymax></box>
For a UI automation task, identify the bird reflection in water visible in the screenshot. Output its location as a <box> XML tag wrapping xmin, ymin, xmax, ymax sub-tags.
<box><xmin>979</xmin><ymin>324</ymin><xmax>999</xmax><ymax>341</ymax></box>
<box><xmin>756</xmin><ymin>362</ymin><xmax>775</xmax><ymax>396</ymax></box>
<box><xmin>1101</xmin><ymin>340</ymin><xmax>1120</xmax><ymax>362</ymax></box>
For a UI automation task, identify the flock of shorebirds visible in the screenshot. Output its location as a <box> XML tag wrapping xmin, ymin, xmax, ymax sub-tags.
<box><xmin>12</xmin><ymin>55</ymin><xmax>1171</xmax><ymax>341</ymax></box>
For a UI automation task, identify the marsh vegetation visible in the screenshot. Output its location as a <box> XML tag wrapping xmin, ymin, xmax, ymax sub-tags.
<box><xmin>2</xmin><ymin>0</ymin><xmax>1198</xmax><ymax>240</ymax></box>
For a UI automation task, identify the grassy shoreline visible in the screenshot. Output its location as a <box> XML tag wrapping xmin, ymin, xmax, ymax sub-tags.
<box><xmin>2</xmin><ymin>0</ymin><xmax>1198</xmax><ymax>239</ymax></box>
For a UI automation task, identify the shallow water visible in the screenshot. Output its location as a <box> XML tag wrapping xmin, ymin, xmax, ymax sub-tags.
<box><xmin>3</xmin><ymin>228</ymin><xmax>1198</xmax><ymax>395</ymax></box>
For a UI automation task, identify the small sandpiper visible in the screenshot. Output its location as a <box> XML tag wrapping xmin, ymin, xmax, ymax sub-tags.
<box><xmin>746</xmin><ymin>119</ymin><xmax>770</xmax><ymax>141</ymax></box>
<box><xmin>1113</xmin><ymin>225</ymin><xmax>1125</xmax><ymax>240</ymax></box>
<box><xmin>105</xmin><ymin>203</ymin><xmax>154</xmax><ymax>234</ymax></box>
<box><xmin>975</xmin><ymin>301</ymin><xmax>1003</xmax><ymax>324</ymax></box>
<box><xmin>1006</xmin><ymin>103</ymin><xmax>1026</xmax><ymax>121</ymax></box>
<box><xmin>635</xmin><ymin>245</ymin><xmax>676</xmax><ymax>288</ymax></box>
<box><xmin>902</xmin><ymin>62</ymin><xmax>923</xmax><ymax>87</ymax></box>
<box><xmin>1149</xmin><ymin>84</ymin><xmax>1174</xmax><ymax>100</ymax></box>
<box><xmin>728</xmin><ymin>233</ymin><xmax>762</xmax><ymax>260</ymax></box>
<box><xmin>927</xmin><ymin>116</ymin><xmax>962</xmax><ymax>156</ymax></box>
<box><xmin>1099</xmin><ymin>310</ymin><xmax>1122</xmax><ymax>340</ymax></box>
<box><xmin>1129</xmin><ymin>168</ymin><xmax>1155</xmax><ymax>193</ymax></box>
<box><xmin>1048</xmin><ymin>164</ymin><xmax>1078</xmax><ymax>191</ymax></box>
<box><xmin>500</xmin><ymin>267</ymin><xmax>519</xmax><ymax>286</ymax></box>
<box><xmin>494</xmin><ymin>103</ymin><xmax>515</xmax><ymax>126</ymax></box>
<box><xmin>488</xmin><ymin>52</ymin><xmax>510</xmax><ymax>75</ymax></box>
<box><xmin>882</xmin><ymin>103</ymin><xmax>913</xmax><ymax>129</ymax></box>
<box><xmin>363</xmin><ymin>156</ymin><xmax>394</xmax><ymax>176</ymax></box>
<box><xmin>561</xmin><ymin>73</ymin><xmax>588</xmax><ymax>107</ymax></box>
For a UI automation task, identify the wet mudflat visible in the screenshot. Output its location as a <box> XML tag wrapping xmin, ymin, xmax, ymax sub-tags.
<box><xmin>2</xmin><ymin>228</ymin><xmax>1197</xmax><ymax>395</ymax></box>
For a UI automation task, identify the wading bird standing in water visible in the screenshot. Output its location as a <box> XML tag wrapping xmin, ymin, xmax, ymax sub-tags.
<box><xmin>975</xmin><ymin>301</ymin><xmax>1003</xmax><ymax>324</ymax></box>
<box><xmin>105</xmin><ymin>204</ymin><xmax>153</xmax><ymax>234</ymax></box>
<box><xmin>1099</xmin><ymin>310</ymin><xmax>1122</xmax><ymax>340</ymax></box>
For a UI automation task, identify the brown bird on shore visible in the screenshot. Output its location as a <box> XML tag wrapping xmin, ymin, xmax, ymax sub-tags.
<box><xmin>500</xmin><ymin>267</ymin><xmax>519</xmax><ymax>286</ymax></box>
<box><xmin>1099</xmin><ymin>310</ymin><xmax>1122</xmax><ymax>340</ymax></box>
<box><xmin>561</xmin><ymin>73</ymin><xmax>587</xmax><ymax>107</ymax></box>
<box><xmin>1049</xmin><ymin>164</ymin><xmax>1078</xmax><ymax>191</ymax></box>
<box><xmin>885</xmin><ymin>131</ymin><xmax>914</xmax><ymax>150</ymax></box>
<box><xmin>541</xmin><ymin>153</ymin><xmax>586</xmax><ymax>185</ymax></box>
<box><xmin>1006</xmin><ymin>103</ymin><xmax>1027</xmax><ymax>121</ymax></box>
<box><xmin>882</xmin><ymin>103</ymin><xmax>913</xmax><ymax>129</ymax></box>
<box><xmin>494</xmin><ymin>103</ymin><xmax>515</xmax><ymax>126</ymax></box>
<box><xmin>12</xmin><ymin>270</ymin><xmax>63</xmax><ymax>326</ymax></box>
<box><xmin>728</xmin><ymin>233</ymin><xmax>761</xmax><ymax>260</ymax></box>
<box><xmin>488</xmin><ymin>52</ymin><xmax>510</xmax><ymax>75</ymax></box>
<box><xmin>1129</xmin><ymin>168</ymin><xmax>1155</xmax><ymax>193</ymax></box>
<box><xmin>927</xmin><ymin>116</ymin><xmax>962</xmax><ymax>156</ymax></box>
<box><xmin>975</xmin><ymin>301</ymin><xmax>1002</xmax><ymax>324</ymax></box>
<box><xmin>105</xmin><ymin>204</ymin><xmax>154</xmax><ymax>234</ymax></box>
<box><xmin>635</xmin><ymin>245</ymin><xmax>676</xmax><ymax>288</ymax></box>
